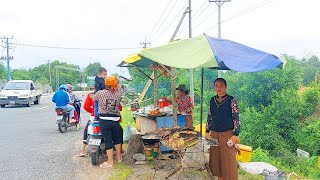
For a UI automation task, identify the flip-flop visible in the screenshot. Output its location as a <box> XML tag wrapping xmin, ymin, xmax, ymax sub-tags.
<box><xmin>117</xmin><ymin>158</ymin><xmax>123</xmax><ymax>163</ymax></box>
<box><xmin>78</xmin><ymin>153</ymin><xmax>86</xmax><ymax>157</ymax></box>
<box><xmin>100</xmin><ymin>162</ymin><xmax>113</xmax><ymax>169</ymax></box>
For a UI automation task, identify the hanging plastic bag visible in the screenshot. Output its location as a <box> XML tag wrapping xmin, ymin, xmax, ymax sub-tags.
<box><xmin>123</xmin><ymin>122</ymin><xmax>138</xmax><ymax>142</ymax></box>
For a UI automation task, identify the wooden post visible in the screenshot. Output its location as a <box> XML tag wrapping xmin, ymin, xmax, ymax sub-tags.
<box><xmin>138</xmin><ymin>72</ymin><xmax>154</xmax><ymax>103</ymax></box>
<box><xmin>171</xmin><ymin>68</ymin><xmax>178</xmax><ymax>126</ymax></box>
<box><xmin>153</xmin><ymin>69</ymin><xmax>158</xmax><ymax>107</ymax></box>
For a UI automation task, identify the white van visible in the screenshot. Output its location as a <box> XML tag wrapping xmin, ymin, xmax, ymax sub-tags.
<box><xmin>0</xmin><ymin>80</ymin><xmax>42</xmax><ymax>107</ymax></box>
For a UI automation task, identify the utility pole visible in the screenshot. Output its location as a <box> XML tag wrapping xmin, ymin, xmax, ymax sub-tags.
<box><xmin>188</xmin><ymin>0</ymin><xmax>195</xmax><ymax>103</ymax></box>
<box><xmin>140</xmin><ymin>36</ymin><xmax>150</xmax><ymax>48</ymax></box>
<box><xmin>209</xmin><ymin>0</ymin><xmax>231</xmax><ymax>77</ymax></box>
<box><xmin>0</xmin><ymin>36</ymin><xmax>14</xmax><ymax>81</ymax></box>
<box><xmin>46</xmin><ymin>60</ymin><xmax>52</xmax><ymax>84</ymax></box>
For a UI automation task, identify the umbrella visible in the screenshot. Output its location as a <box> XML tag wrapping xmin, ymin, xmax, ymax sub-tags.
<box><xmin>121</xmin><ymin>34</ymin><xmax>286</xmax><ymax>135</ymax></box>
<box><xmin>126</xmin><ymin>34</ymin><xmax>285</xmax><ymax>71</ymax></box>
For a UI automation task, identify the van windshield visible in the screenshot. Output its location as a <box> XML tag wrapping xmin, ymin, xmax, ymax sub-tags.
<box><xmin>3</xmin><ymin>82</ymin><xmax>30</xmax><ymax>90</ymax></box>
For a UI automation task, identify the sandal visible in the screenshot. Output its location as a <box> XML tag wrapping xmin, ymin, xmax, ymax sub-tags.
<box><xmin>78</xmin><ymin>152</ymin><xmax>86</xmax><ymax>157</ymax></box>
<box><xmin>100</xmin><ymin>162</ymin><xmax>113</xmax><ymax>169</ymax></box>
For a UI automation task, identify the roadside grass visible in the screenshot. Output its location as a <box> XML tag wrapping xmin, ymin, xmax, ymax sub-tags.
<box><xmin>239</xmin><ymin>169</ymin><xmax>264</xmax><ymax>180</ymax></box>
<box><xmin>108</xmin><ymin>162</ymin><xmax>133</xmax><ymax>180</ymax></box>
<box><xmin>120</xmin><ymin>106</ymin><xmax>135</xmax><ymax>129</ymax></box>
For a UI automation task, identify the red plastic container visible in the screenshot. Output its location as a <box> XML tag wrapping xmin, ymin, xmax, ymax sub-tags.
<box><xmin>158</xmin><ymin>98</ymin><xmax>169</xmax><ymax>108</ymax></box>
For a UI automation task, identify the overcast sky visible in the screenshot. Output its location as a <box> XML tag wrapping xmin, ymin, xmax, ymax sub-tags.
<box><xmin>1</xmin><ymin>0</ymin><xmax>319</xmax><ymax>76</ymax></box>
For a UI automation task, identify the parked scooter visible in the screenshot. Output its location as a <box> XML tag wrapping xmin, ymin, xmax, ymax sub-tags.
<box><xmin>87</xmin><ymin>120</ymin><xmax>106</xmax><ymax>165</ymax></box>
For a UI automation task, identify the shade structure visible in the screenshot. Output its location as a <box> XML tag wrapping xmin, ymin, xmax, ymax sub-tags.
<box><xmin>122</xmin><ymin>35</ymin><xmax>285</xmax><ymax>72</ymax></box>
<box><xmin>120</xmin><ymin>35</ymin><xmax>286</xmax><ymax>136</ymax></box>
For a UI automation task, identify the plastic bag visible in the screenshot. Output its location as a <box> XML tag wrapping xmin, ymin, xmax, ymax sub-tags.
<box><xmin>123</xmin><ymin>122</ymin><xmax>138</xmax><ymax>142</ymax></box>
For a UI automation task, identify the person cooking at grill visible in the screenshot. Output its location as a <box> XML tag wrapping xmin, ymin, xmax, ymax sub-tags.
<box><xmin>206</xmin><ymin>78</ymin><xmax>240</xmax><ymax>180</ymax></box>
<box><xmin>163</xmin><ymin>84</ymin><xmax>194</xmax><ymax>128</ymax></box>
<box><xmin>93</xmin><ymin>75</ymin><xmax>122</xmax><ymax>169</ymax></box>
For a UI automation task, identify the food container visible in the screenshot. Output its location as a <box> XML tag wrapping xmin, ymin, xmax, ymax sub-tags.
<box><xmin>236</xmin><ymin>144</ymin><xmax>252</xmax><ymax>162</ymax></box>
<box><xmin>158</xmin><ymin>98</ymin><xmax>169</xmax><ymax>108</ymax></box>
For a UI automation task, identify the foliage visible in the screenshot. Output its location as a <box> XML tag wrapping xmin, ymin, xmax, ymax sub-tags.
<box><xmin>109</xmin><ymin>162</ymin><xmax>134</xmax><ymax>180</ymax></box>
<box><xmin>120</xmin><ymin>106</ymin><xmax>136</xmax><ymax>129</ymax></box>
<box><xmin>0</xmin><ymin>62</ymin><xmax>6</xmax><ymax>80</ymax></box>
<box><xmin>295</xmin><ymin>120</ymin><xmax>320</xmax><ymax>156</ymax></box>
<box><xmin>84</xmin><ymin>62</ymin><xmax>102</xmax><ymax>76</ymax></box>
<box><xmin>11</xmin><ymin>69</ymin><xmax>32</xmax><ymax>80</ymax></box>
<box><xmin>251</xmin><ymin>148</ymin><xmax>320</xmax><ymax>179</ymax></box>
<box><xmin>125</xmin><ymin>54</ymin><xmax>320</xmax><ymax>178</ymax></box>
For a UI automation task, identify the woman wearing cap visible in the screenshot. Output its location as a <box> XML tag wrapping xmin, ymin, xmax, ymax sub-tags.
<box><xmin>206</xmin><ymin>78</ymin><xmax>240</xmax><ymax>180</ymax></box>
<box><xmin>94</xmin><ymin>75</ymin><xmax>122</xmax><ymax>169</ymax></box>
<box><xmin>163</xmin><ymin>84</ymin><xmax>194</xmax><ymax>128</ymax></box>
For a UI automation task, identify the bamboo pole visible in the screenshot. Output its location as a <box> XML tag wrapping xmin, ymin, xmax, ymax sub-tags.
<box><xmin>170</xmin><ymin>68</ymin><xmax>178</xmax><ymax>126</ymax></box>
<box><xmin>153</xmin><ymin>69</ymin><xmax>158</xmax><ymax>107</ymax></box>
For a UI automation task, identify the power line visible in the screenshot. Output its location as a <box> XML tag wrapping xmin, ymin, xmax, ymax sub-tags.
<box><xmin>146</xmin><ymin>0</ymin><xmax>173</xmax><ymax>41</ymax></box>
<box><xmin>205</xmin><ymin>0</ymin><xmax>271</xmax><ymax>33</ymax></box>
<box><xmin>193</xmin><ymin>2</ymin><xmax>211</xmax><ymax>23</ymax></box>
<box><xmin>178</xmin><ymin>1</ymin><xmax>211</xmax><ymax>37</ymax></box>
<box><xmin>181</xmin><ymin>8</ymin><xmax>218</xmax><ymax>38</ymax></box>
<box><xmin>151</xmin><ymin>2</ymin><xmax>188</xmax><ymax>43</ymax></box>
<box><xmin>11</xmin><ymin>42</ymin><xmax>141</xmax><ymax>51</ymax></box>
<box><xmin>148</xmin><ymin>0</ymin><xmax>179</xmax><ymax>42</ymax></box>
<box><xmin>179</xmin><ymin>1</ymin><xmax>208</xmax><ymax>32</ymax></box>
<box><xmin>192</xmin><ymin>0</ymin><xmax>208</xmax><ymax>18</ymax></box>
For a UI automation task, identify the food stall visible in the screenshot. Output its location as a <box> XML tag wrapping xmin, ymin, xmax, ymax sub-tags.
<box><xmin>120</xmin><ymin>34</ymin><xmax>285</xmax><ymax>179</ymax></box>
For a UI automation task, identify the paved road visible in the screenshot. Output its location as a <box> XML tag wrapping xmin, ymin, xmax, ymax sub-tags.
<box><xmin>0</xmin><ymin>92</ymin><xmax>91</xmax><ymax>180</ymax></box>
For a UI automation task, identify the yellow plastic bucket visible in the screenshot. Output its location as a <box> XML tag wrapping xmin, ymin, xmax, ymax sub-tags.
<box><xmin>236</xmin><ymin>144</ymin><xmax>252</xmax><ymax>162</ymax></box>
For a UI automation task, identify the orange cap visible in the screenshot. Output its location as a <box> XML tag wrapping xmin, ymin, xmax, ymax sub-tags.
<box><xmin>105</xmin><ymin>75</ymin><xmax>118</xmax><ymax>89</ymax></box>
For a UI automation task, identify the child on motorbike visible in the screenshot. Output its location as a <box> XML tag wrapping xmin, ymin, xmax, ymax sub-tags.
<box><xmin>66</xmin><ymin>84</ymin><xmax>80</xmax><ymax>122</ymax></box>
<box><xmin>94</xmin><ymin>75</ymin><xmax>122</xmax><ymax>169</ymax></box>
<box><xmin>52</xmin><ymin>84</ymin><xmax>76</xmax><ymax>123</ymax></box>
<box><xmin>78</xmin><ymin>88</ymin><xmax>95</xmax><ymax>157</ymax></box>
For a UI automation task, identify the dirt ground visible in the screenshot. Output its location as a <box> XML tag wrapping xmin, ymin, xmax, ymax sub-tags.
<box><xmin>127</xmin><ymin>159</ymin><xmax>210</xmax><ymax>180</ymax></box>
<box><xmin>73</xmin><ymin>138</ymin><xmax>210</xmax><ymax>180</ymax></box>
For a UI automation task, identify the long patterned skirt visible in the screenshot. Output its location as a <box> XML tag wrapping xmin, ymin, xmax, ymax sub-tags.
<box><xmin>209</xmin><ymin>131</ymin><xmax>238</xmax><ymax>180</ymax></box>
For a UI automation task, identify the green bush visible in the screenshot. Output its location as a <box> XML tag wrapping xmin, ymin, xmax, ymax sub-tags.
<box><xmin>302</xmin><ymin>85</ymin><xmax>320</xmax><ymax>117</ymax></box>
<box><xmin>251</xmin><ymin>147</ymin><xmax>272</xmax><ymax>162</ymax></box>
<box><xmin>295</xmin><ymin>120</ymin><xmax>320</xmax><ymax>156</ymax></box>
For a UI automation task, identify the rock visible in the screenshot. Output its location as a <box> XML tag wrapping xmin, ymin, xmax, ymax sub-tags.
<box><xmin>239</xmin><ymin>162</ymin><xmax>278</xmax><ymax>175</ymax></box>
<box><xmin>263</xmin><ymin>170</ymin><xmax>287</xmax><ymax>180</ymax></box>
<box><xmin>133</xmin><ymin>153</ymin><xmax>146</xmax><ymax>161</ymax></box>
<box><xmin>124</xmin><ymin>134</ymin><xmax>144</xmax><ymax>165</ymax></box>
<box><xmin>135</xmin><ymin>160</ymin><xmax>146</xmax><ymax>165</ymax></box>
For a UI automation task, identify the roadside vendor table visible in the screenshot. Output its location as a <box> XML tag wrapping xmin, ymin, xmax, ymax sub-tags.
<box><xmin>134</xmin><ymin>113</ymin><xmax>187</xmax><ymax>152</ymax></box>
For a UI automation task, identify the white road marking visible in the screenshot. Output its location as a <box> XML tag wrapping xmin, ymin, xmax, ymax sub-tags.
<box><xmin>40</xmin><ymin>106</ymin><xmax>49</xmax><ymax>110</ymax></box>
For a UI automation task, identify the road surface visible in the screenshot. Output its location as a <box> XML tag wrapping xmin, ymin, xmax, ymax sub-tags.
<box><xmin>0</xmin><ymin>92</ymin><xmax>98</xmax><ymax>180</ymax></box>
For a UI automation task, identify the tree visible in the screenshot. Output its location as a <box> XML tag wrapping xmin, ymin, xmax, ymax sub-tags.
<box><xmin>11</xmin><ymin>69</ymin><xmax>32</xmax><ymax>80</ymax></box>
<box><xmin>85</xmin><ymin>62</ymin><xmax>102</xmax><ymax>76</ymax></box>
<box><xmin>0</xmin><ymin>62</ymin><xmax>6</xmax><ymax>80</ymax></box>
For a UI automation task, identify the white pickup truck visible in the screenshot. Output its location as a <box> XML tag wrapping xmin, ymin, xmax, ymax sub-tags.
<box><xmin>0</xmin><ymin>80</ymin><xmax>42</xmax><ymax>108</ymax></box>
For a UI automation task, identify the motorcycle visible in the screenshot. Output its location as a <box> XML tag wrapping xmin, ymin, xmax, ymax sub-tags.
<box><xmin>55</xmin><ymin>100</ymin><xmax>81</xmax><ymax>133</ymax></box>
<box><xmin>87</xmin><ymin>120</ymin><xmax>106</xmax><ymax>165</ymax></box>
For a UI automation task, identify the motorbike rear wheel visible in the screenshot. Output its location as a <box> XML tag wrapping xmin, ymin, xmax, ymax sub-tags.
<box><xmin>58</xmin><ymin>117</ymin><xmax>68</xmax><ymax>133</ymax></box>
<box><xmin>91</xmin><ymin>147</ymin><xmax>100</xmax><ymax>165</ymax></box>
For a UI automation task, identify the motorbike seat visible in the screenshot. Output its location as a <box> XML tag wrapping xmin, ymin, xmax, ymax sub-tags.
<box><xmin>55</xmin><ymin>108</ymin><xmax>70</xmax><ymax>114</ymax></box>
